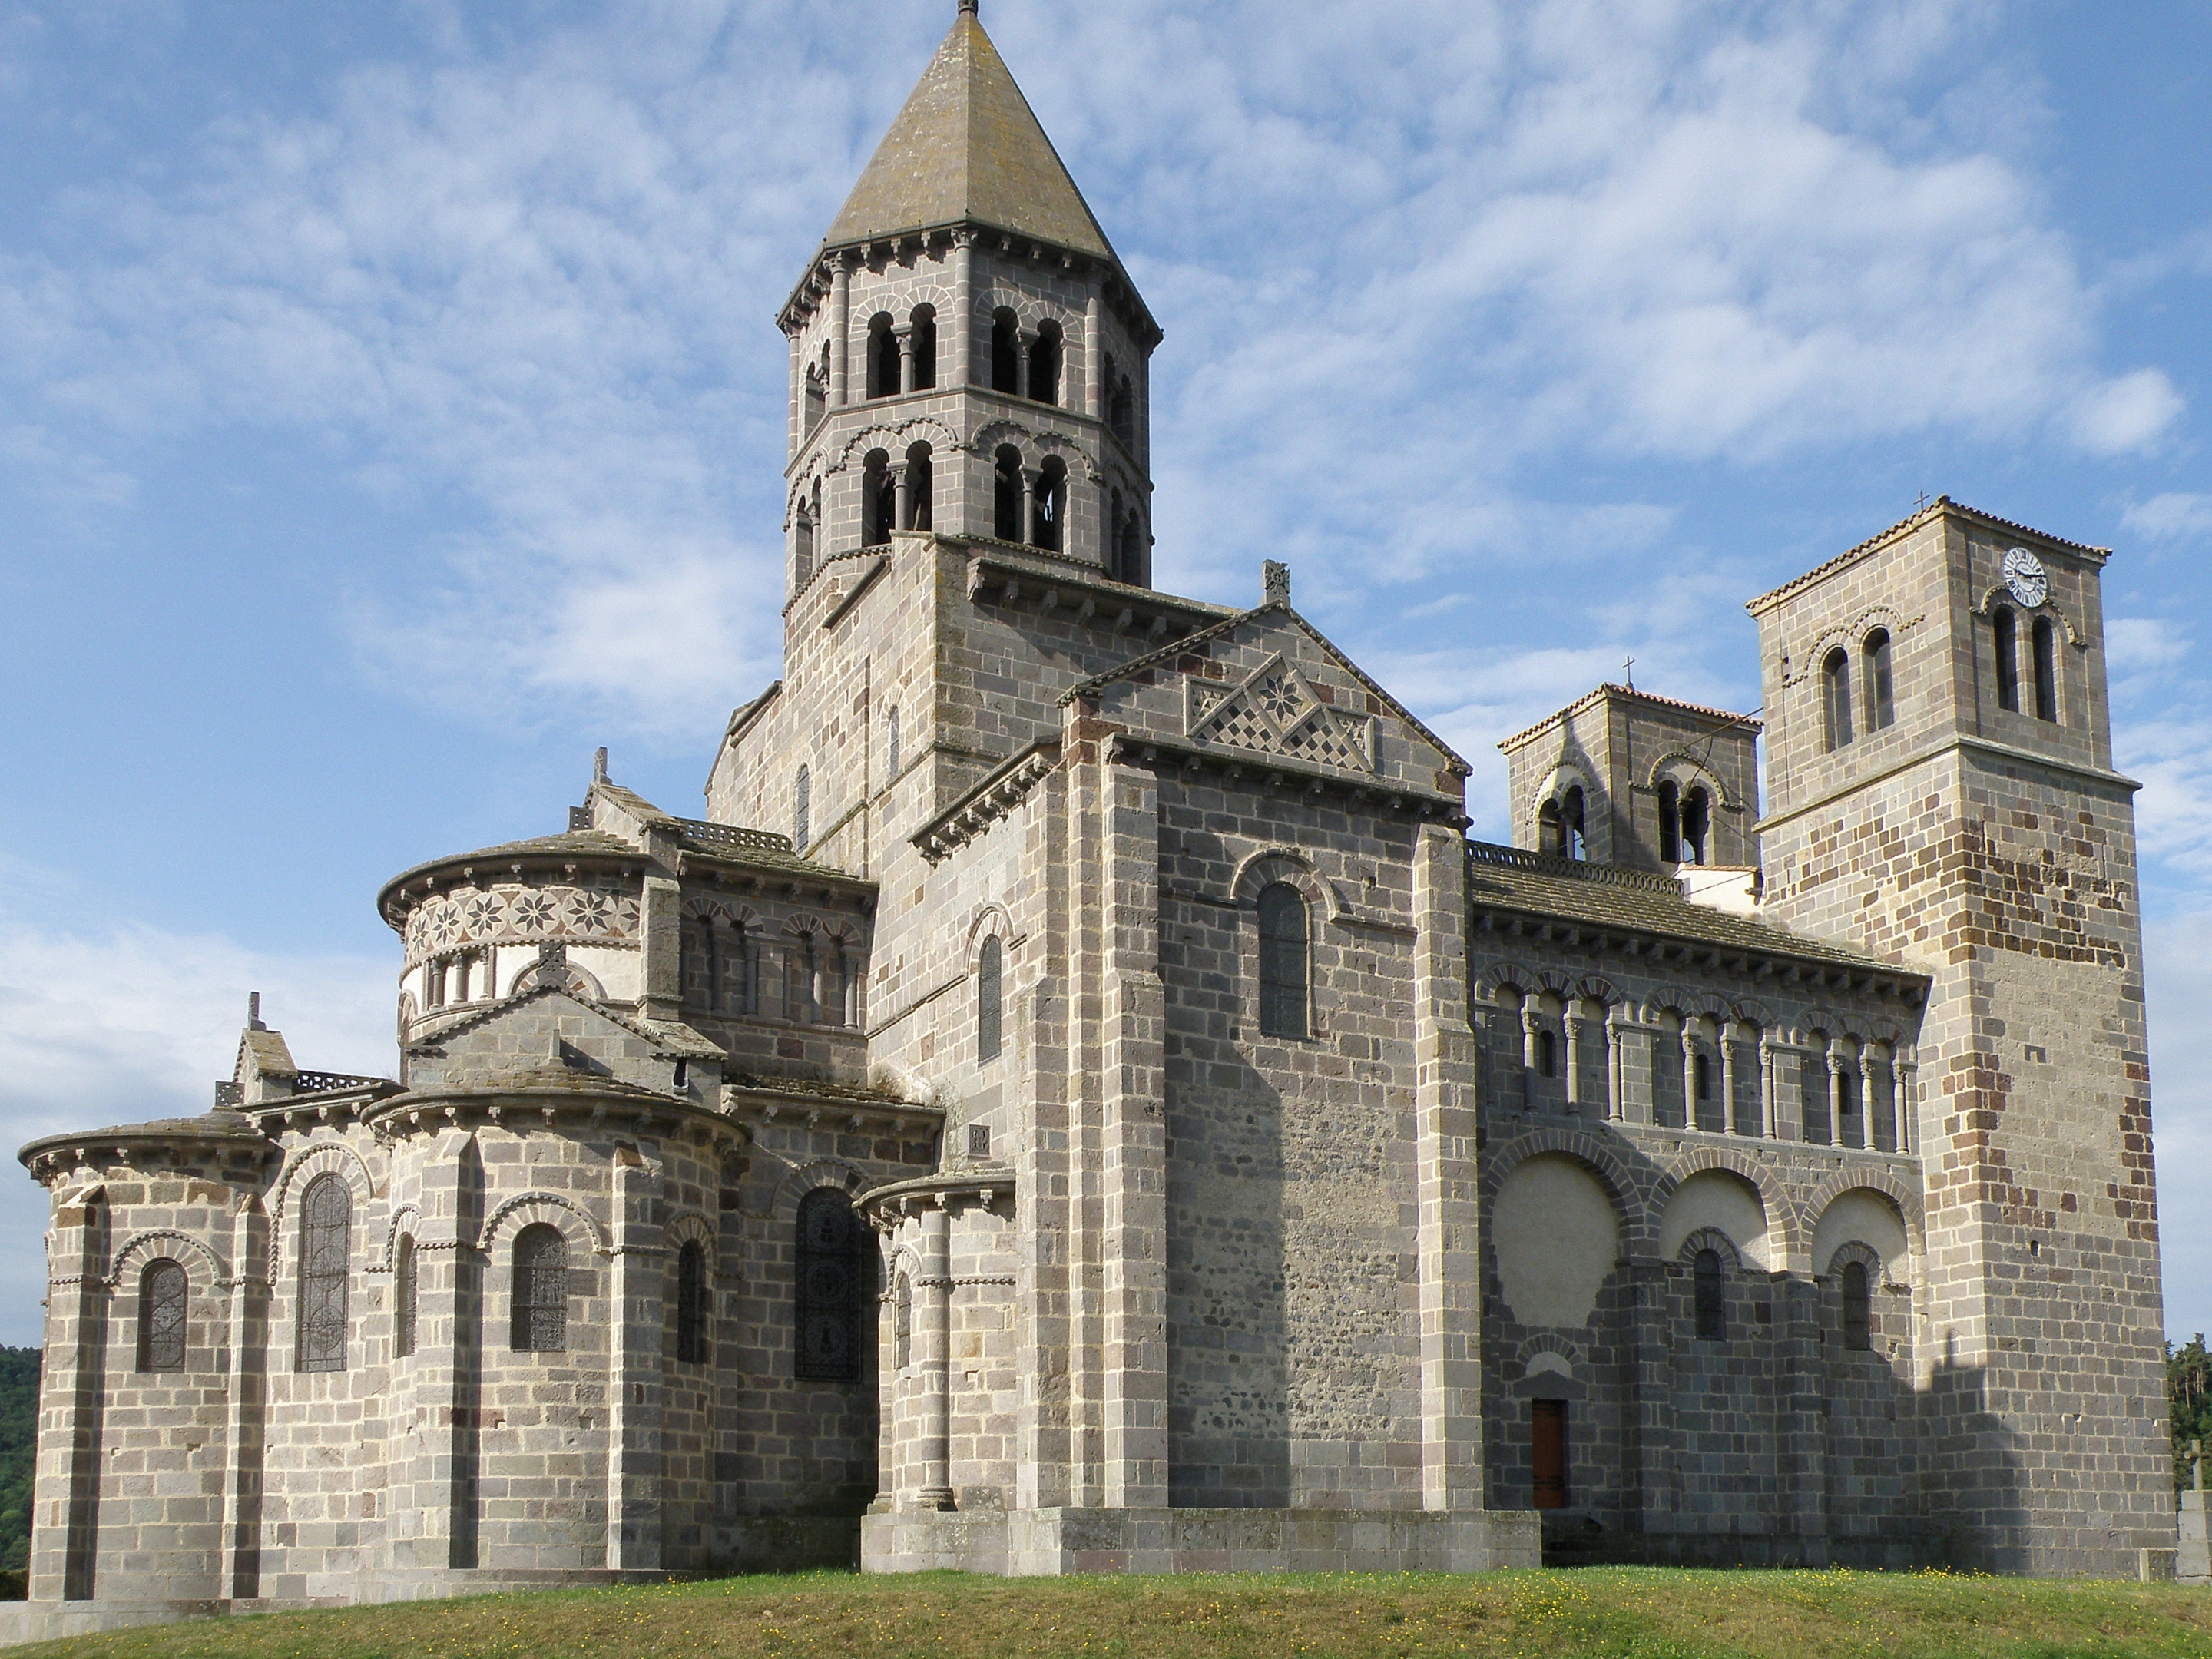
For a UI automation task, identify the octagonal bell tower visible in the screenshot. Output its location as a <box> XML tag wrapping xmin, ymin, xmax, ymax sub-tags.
<box><xmin>777</xmin><ymin>0</ymin><xmax>1160</xmax><ymax>601</ymax></box>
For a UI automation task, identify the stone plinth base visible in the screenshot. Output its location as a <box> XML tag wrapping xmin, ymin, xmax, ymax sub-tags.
<box><xmin>2181</xmin><ymin>1492</ymin><xmax>2210</xmax><ymax>1585</ymax></box>
<box><xmin>861</xmin><ymin>1507</ymin><xmax>1541</xmax><ymax>1575</ymax></box>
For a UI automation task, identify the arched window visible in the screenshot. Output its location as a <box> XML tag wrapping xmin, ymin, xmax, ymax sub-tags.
<box><xmin>1028</xmin><ymin>320</ymin><xmax>1062</xmax><ymax>405</ymax></box>
<box><xmin>1657</xmin><ymin>780</ymin><xmax>1681</xmax><ymax>863</ymax></box>
<box><xmin>1694</xmin><ymin>1248</ymin><xmax>1725</xmax><ymax>1341</ymax></box>
<box><xmin>511</xmin><ymin>1224</ymin><xmax>567</xmax><ymax>1353</ymax></box>
<box><xmin>1561</xmin><ymin>786</ymin><xmax>1587</xmax><ymax>861</ymax></box>
<box><xmin>977</xmin><ymin>934</ymin><xmax>1002</xmax><ymax>1063</ymax></box>
<box><xmin>1110</xmin><ymin>376</ymin><xmax>1134</xmax><ymax>445</ymax></box>
<box><xmin>1694</xmin><ymin>1050</ymin><xmax>1711</xmax><ymax>1103</ymax></box>
<box><xmin>1031</xmin><ymin>457</ymin><xmax>1066</xmax><ymax>551</ymax></box>
<box><xmin>1681</xmin><ymin>786</ymin><xmax>1710</xmax><ymax>865</ymax></box>
<box><xmin>2032</xmin><ymin>616</ymin><xmax>2058</xmax><ymax>722</ymax></box>
<box><xmin>903</xmin><ymin>442</ymin><xmax>933</xmax><ymax>532</ymax></box>
<box><xmin>1841</xmin><ymin>1260</ymin><xmax>1872</xmax><ymax>1351</ymax></box>
<box><xmin>794</xmin><ymin>764</ymin><xmax>811</xmax><ymax>851</ymax></box>
<box><xmin>993</xmin><ymin>446</ymin><xmax>1023</xmax><ymax>541</ymax></box>
<box><xmin>137</xmin><ymin>1258</ymin><xmax>187</xmax><ymax>1373</ymax></box>
<box><xmin>794</xmin><ymin>1189</ymin><xmax>863</xmax><ymax>1382</ymax></box>
<box><xmin>1538</xmin><ymin>798</ymin><xmax>1562</xmax><ymax>854</ymax></box>
<box><xmin>1118</xmin><ymin>508</ymin><xmax>1144</xmax><ymax>584</ymax></box>
<box><xmin>803</xmin><ymin>363</ymin><xmax>826</xmax><ymax>432</ymax></box>
<box><xmin>296</xmin><ymin>1174</ymin><xmax>351</xmax><ymax>1373</ymax></box>
<box><xmin>1257</xmin><ymin>882</ymin><xmax>1310</xmax><ymax>1041</ymax></box>
<box><xmin>1993</xmin><ymin>607</ymin><xmax>2019</xmax><ymax>712</ymax></box>
<box><xmin>886</xmin><ymin>707</ymin><xmax>901</xmax><ymax>781</ymax></box>
<box><xmin>893</xmin><ymin>1272</ymin><xmax>912</xmax><ymax>1371</ymax></box>
<box><xmin>1535</xmin><ymin>1028</ymin><xmax>1557</xmax><ymax>1078</ymax></box>
<box><xmin>1822</xmin><ymin>647</ymin><xmax>1853</xmax><ymax>750</ymax></box>
<box><xmin>866</xmin><ymin>313</ymin><xmax>898</xmax><ymax>399</ymax></box>
<box><xmin>990</xmin><ymin>309</ymin><xmax>1021</xmax><ymax>393</ymax></box>
<box><xmin>394</xmin><ymin>1233</ymin><xmax>418</xmax><ymax>1359</ymax></box>
<box><xmin>1863</xmin><ymin>629</ymin><xmax>1895</xmax><ymax>730</ymax></box>
<box><xmin>730</xmin><ymin>920</ymin><xmax>755</xmax><ymax>1014</ymax></box>
<box><xmin>675</xmin><ymin>1239</ymin><xmax>707</xmax><ymax>1365</ymax></box>
<box><xmin>909</xmin><ymin>305</ymin><xmax>937</xmax><ymax>391</ymax></box>
<box><xmin>863</xmin><ymin>450</ymin><xmax>894</xmax><ymax>547</ymax></box>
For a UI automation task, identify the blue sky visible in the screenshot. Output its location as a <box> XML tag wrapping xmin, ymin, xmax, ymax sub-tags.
<box><xmin>0</xmin><ymin>0</ymin><xmax>2207</xmax><ymax>1349</ymax></box>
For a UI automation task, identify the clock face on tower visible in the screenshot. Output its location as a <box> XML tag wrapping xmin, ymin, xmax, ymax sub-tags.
<box><xmin>2002</xmin><ymin>547</ymin><xmax>2048</xmax><ymax>609</ymax></box>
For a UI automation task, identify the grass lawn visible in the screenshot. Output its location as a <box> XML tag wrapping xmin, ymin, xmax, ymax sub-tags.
<box><xmin>17</xmin><ymin>1567</ymin><xmax>2212</xmax><ymax>1659</ymax></box>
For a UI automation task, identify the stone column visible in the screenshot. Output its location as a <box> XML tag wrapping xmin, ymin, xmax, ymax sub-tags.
<box><xmin>1020</xmin><ymin>469</ymin><xmax>1039</xmax><ymax>548</ymax></box>
<box><xmin>399</xmin><ymin>1128</ymin><xmax>484</xmax><ymax>1573</ymax></box>
<box><xmin>1681</xmin><ymin>1027</ymin><xmax>1700</xmax><ymax>1128</ymax></box>
<box><xmin>951</xmin><ymin>231</ymin><xmax>974</xmax><ymax>389</ymax></box>
<box><xmin>915</xmin><ymin>1201</ymin><xmax>954</xmax><ymax>1509</ymax></box>
<box><xmin>607</xmin><ymin>1146</ymin><xmax>664</xmax><ymax>1569</ymax></box>
<box><xmin>897</xmin><ymin>328</ymin><xmax>916</xmax><ymax>395</ymax></box>
<box><xmin>1562</xmin><ymin>1012</ymin><xmax>1584</xmax><ymax>1112</ymax></box>
<box><xmin>29</xmin><ymin>1184</ymin><xmax>107</xmax><ymax>1604</ymax></box>
<box><xmin>1083</xmin><ymin>294</ymin><xmax>1103</xmax><ymax>417</ymax></box>
<box><xmin>1413</xmin><ymin>820</ymin><xmax>1483</xmax><ymax>1510</ymax></box>
<box><xmin>830</xmin><ymin>258</ymin><xmax>853</xmax><ymax>408</ymax></box>
<box><xmin>1607</xmin><ymin>1008</ymin><xmax>1624</xmax><ymax>1121</ymax></box>
<box><xmin>1860</xmin><ymin>1054</ymin><xmax>1883</xmax><ymax>1152</ymax></box>
<box><xmin>218</xmin><ymin>1195</ymin><xmax>269</xmax><ymax>1600</ymax></box>
<box><xmin>1720</xmin><ymin>1029</ymin><xmax>1740</xmax><ymax>1135</ymax></box>
<box><xmin>1759</xmin><ymin>1037</ymin><xmax>1777</xmax><ymax>1138</ymax></box>
<box><xmin>1895</xmin><ymin>1058</ymin><xmax>1916</xmax><ymax>1156</ymax></box>
<box><xmin>1519</xmin><ymin>1005</ymin><xmax>1541</xmax><ymax>1111</ymax></box>
<box><xmin>892</xmin><ymin>461</ymin><xmax>912</xmax><ymax>533</ymax></box>
<box><xmin>1828</xmin><ymin>1048</ymin><xmax>1853</xmax><ymax>1149</ymax></box>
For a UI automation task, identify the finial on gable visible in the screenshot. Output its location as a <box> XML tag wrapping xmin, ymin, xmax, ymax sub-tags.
<box><xmin>594</xmin><ymin>746</ymin><xmax>609</xmax><ymax>784</ymax></box>
<box><xmin>959</xmin><ymin>0</ymin><xmax>979</xmax><ymax>15</ymax></box>
<box><xmin>1263</xmin><ymin>561</ymin><xmax>1290</xmax><ymax>605</ymax></box>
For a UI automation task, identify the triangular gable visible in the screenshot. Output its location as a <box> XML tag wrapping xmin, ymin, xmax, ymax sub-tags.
<box><xmin>1061</xmin><ymin>601</ymin><xmax>1472</xmax><ymax>778</ymax></box>
<box><xmin>403</xmin><ymin>986</ymin><xmax>704</xmax><ymax>1098</ymax></box>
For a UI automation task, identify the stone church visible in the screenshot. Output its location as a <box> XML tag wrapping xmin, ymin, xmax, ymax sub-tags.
<box><xmin>16</xmin><ymin>0</ymin><xmax>2174</xmax><ymax>1626</ymax></box>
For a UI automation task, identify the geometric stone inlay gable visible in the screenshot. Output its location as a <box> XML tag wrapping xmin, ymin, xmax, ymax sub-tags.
<box><xmin>1184</xmin><ymin>652</ymin><xmax>1378</xmax><ymax>776</ymax></box>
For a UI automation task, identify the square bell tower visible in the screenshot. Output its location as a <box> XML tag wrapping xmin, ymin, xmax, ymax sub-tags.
<box><xmin>1749</xmin><ymin>496</ymin><xmax>2167</xmax><ymax>1575</ymax></box>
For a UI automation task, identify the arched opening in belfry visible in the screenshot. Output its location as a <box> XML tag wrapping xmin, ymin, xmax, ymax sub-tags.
<box><xmin>991</xmin><ymin>309</ymin><xmax>1021</xmax><ymax>393</ymax></box>
<box><xmin>2032</xmin><ymin>614</ymin><xmax>2058</xmax><ymax>722</ymax></box>
<box><xmin>866</xmin><ymin>313</ymin><xmax>899</xmax><ymax>400</ymax></box>
<box><xmin>1031</xmin><ymin>455</ymin><xmax>1066</xmax><ymax>551</ymax></box>
<box><xmin>1561</xmin><ymin>785</ymin><xmax>1587</xmax><ymax>860</ymax></box>
<box><xmin>908</xmin><ymin>304</ymin><xmax>937</xmax><ymax>392</ymax></box>
<box><xmin>1657</xmin><ymin>779</ymin><xmax>1681</xmax><ymax>862</ymax></box>
<box><xmin>1028</xmin><ymin>319</ymin><xmax>1062</xmax><ymax>406</ymax></box>
<box><xmin>1681</xmin><ymin>786</ymin><xmax>1710</xmax><ymax>865</ymax></box>
<box><xmin>1992</xmin><ymin>606</ymin><xmax>2019</xmax><ymax>712</ymax></box>
<box><xmin>863</xmin><ymin>449</ymin><xmax>894</xmax><ymax>547</ymax></box>
<box><xmin>903</xmin><ymin>442</ymin><xmax>933</xmax><ymax>531</ymax></box>
<box><xmin>1822</xmin><ymin>647</ymin><xmax>1853</xmax><ymax>750</ymax></box>
<box><xmin>1862</xmin><ymin>628</ymin><xmax>1895</xmax><ymax>730</ymax></box>
<box><xmin>803</xmin><ymin>360</ymin><xmax>826</xmax><ymax>431</ymax></box>
<box><xmin>993</xmin><ymin>445</ymin><xmax>1024</xmax><ymax>541</ymax></box>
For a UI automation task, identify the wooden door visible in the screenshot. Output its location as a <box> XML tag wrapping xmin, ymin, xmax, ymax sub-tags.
<box><xmin>1532</xmin><ymin>1399</ymin><xmax>1568</xmax><ymax>1508</ymax></box>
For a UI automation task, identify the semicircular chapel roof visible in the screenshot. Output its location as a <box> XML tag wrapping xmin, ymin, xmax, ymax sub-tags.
<box><xmin>823</xmin><ymin>8</ymin><xmax>1113</xmax><ymax>261</ymax></box>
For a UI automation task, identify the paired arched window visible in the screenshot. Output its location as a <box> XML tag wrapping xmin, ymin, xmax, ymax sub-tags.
<box><xmin>675</xmin><ymin>1240</ymin><xmax>708</xmax><ymax>1365</ymax></box>
<box><xmin>1694</xmin><ymin>1249</ymin><xmax>1725</xmax><ymax>1341</ymax></box>
<box><xmin>1028</xmin><ymin>320</ymin><xmax>1062</xmax><ymax>405</ymax></box>
<box><xmin>866</xmin><ymin>313</ymin><xmax>899</xmax><ymax>400</ymax></box>
<box><xmin>1657</xmin><ymin>780</ymin><xmax>1680</xmax><ymax>862</ymax></box>
<box><xmin>1822</xmin><ymin>647</ymin><xmax>1853</xmax><ymax>751</ymax></box>
<box><xmin>909</xmin><ymin>306</ymin><xmax>937</xmax><ymax>392</ymax></box>
<box><xmin>1031</xmin><ymin>457</ymin><xmax>1066</xmax><ymax>551</ymax></box>
<box><xmin>694</xmin><ymin>914</ymin><xmax>756</xmax><ymax>1015</ymax></box>
<box><xmin>990</xmin><ymin>309</ymin><xmax>1021</xmax><ymax>393</ymax></box>
<box><xmin>977</xmin><ymin>935</ymin><xmax>1003</xmax><ymax>1063</ymax></box>
<box><xmin>1680</xmin><ymin>786</ymin><xmax>1710</xmax><ymax>866</ymax></box>
<box><xmin>903</xmin><ymin>442</ymin><xmax>934</xmax><ymax>533</ymax></box>
<box><xmin>863</xmin><ymin>449</ymin><xmax>895</xmax><ymax>547</ymax></box>
<box><xmin>794</xmin><ymin>1189</ymin><xmax>863</xmax><ymax>1382</ymax></box>
<box><xmin>511</xmin><ymin>1224</ymin><xmax>567</xmax><ymax>1353</ymax></box>
<box><xmin>1863</xmin><ymin>629</ymin><xmax>1895</xmax><ymax>730</ymax></box>
<box><xmin>1993</xmin><ymin>607</ymin><xmax>2020</xmax><ymax>712</ymax></box>
<box><xmin>1841</xmin><ymin>1260</ymin><xmax>1873</xmax><ymax>1351</ymax></box>
<box><xmin>993</xmin><ymin>446</ymin><xmax>1023</xmax><ymax>541</ymax></box>
<box><xmin>794</xmin><ymin>764</ymin><xmax>811</xmax><ymax>851</ymax></box>
<box><xmin>394</xmin><ymin>1233</ymin><xmax>419</xmax><ymax>1359</ymax></box>
<box><xmin>296</xmin><ymin>1174</ymin><xmax>351</xmax><ymax>1373</ymax></box>
<box><xmin>2032</xmin><ymin>616</ymin><xmax>2058</xmax><ymax>722</ymax></box>
<box><xmin>136</xmin><ymin>1259</ymin><xmax>187</xmax><ymax>1373</ymax></box>
<box><xmin>1257</xmin><ymin>882</ymin><xmax>1310</xmax><ymax>1041</ymax></box>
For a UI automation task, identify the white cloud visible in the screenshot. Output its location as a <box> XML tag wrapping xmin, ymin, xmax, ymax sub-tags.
<box><xmin>0</xmin><ymin>904</ymin><xmax>392</xmax><ymax>1346</ymax></box>
<box><xmin>2123</xmin><ymin>492</ymin><xmax>2212</xmax><ymax>544</ymax></box>
<box><xmin>2064</xmin><ymin>368</ymin><xmax>2184</xmax><ymax>456</ymax></box>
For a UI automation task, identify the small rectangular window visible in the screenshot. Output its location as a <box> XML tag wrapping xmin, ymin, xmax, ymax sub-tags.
<box><xmin>967</xmin><ymin>1123</ymin><xmax>992</xmax><ymax>1157</ymax></box>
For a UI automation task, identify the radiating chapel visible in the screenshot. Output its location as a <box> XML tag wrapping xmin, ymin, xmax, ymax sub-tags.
<box><xmin>17</xmin><ymin>0</ymin><xmax>2174</xmax><ymax>1624</ymax></box>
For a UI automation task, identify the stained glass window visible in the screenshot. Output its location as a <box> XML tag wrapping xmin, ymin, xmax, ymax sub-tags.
<box><xmin>1842</xmin><ymin>1261</ymin><xmax>1873</xmax><ymax>1352</ymax></box>
<box><xmin>1694</xmin><ymin>1248</ymin><xmax>1725</xmax><ymax>1341</ymax></box>
<box><xmin>676</xmin><ymin>1240</ymin><xmax>708</xmax><ymax>1365</ymax></box>
<box><xmin>512</xmin><ymin>1224</ymin><xmax>567</xmax><ymax>1353</ymax></box>
<box><xmin>977</xmin><ymin>935</ymin><xmax>1002</xmax><ymax>1062</ymax></box>
<box><xmin>1257</xmin><ymin>883</ymin><xmax>1309</xmax><ymax>1040</ymax></box>
<box><xmin>297</xmin><ymin>1174</ymin><xmax>351</xmax><ymax>1373</ymax></box>
<box><xmin>395</xmin><ymin>1233</ymin><xmax>418</xmax><ymax>1359</ymax></box>
<box><xmin>137</xmin><ymin>1259</ymin><xmax>187</xmax><ymax>1373</ymax></box>
<box><xmin>795</xmin><ymin>1189</ymin><xmax>862</xmax><ymax>1382</ymax></box>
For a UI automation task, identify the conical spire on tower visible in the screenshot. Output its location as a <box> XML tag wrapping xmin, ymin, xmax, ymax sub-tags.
<box><xmin>822</xmin><ymin>3</ymin><xmax>1113</xmax><ymax>260</ymax></box>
